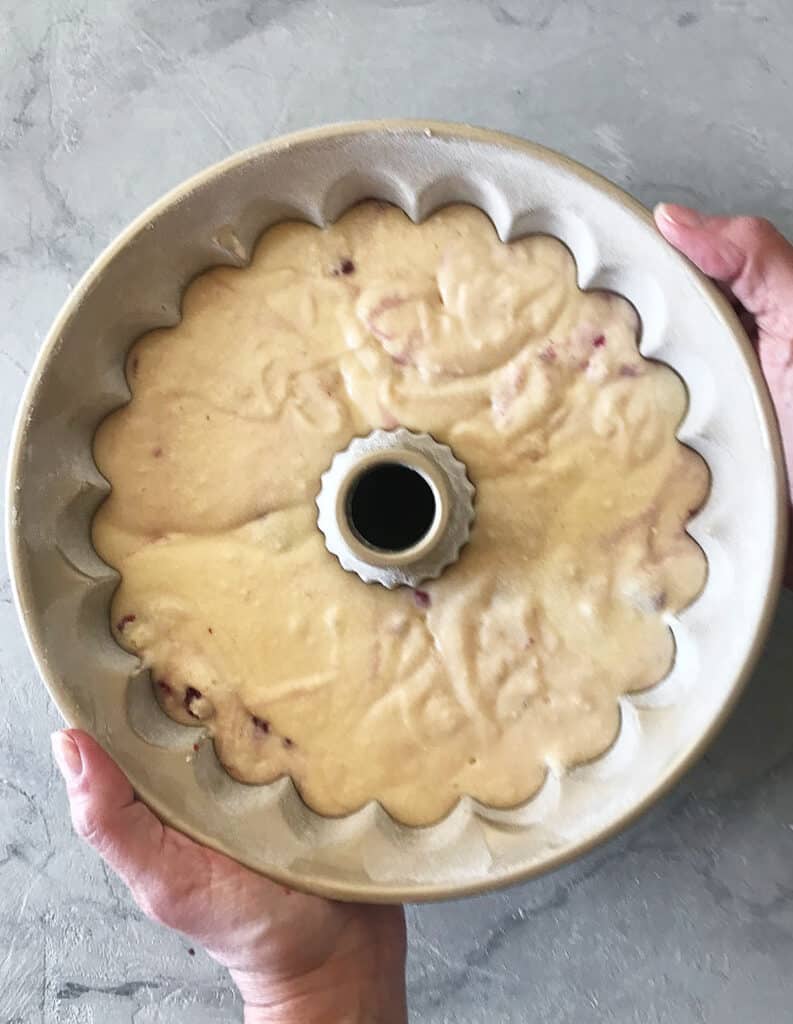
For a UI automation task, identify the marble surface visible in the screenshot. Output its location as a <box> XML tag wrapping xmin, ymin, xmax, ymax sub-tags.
<box><xmin>2</xmin><ymin>0</ymin><xmax>792</xmax><ymax>1019</ymax></box>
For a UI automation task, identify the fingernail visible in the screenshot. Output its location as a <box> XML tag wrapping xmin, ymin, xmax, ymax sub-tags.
<box><xmin>656</xmin><ymin>203</ymin><xmax>705</xmax><ymax>228</ymax></box>
<box><xmin>51</xmin><ymin>732</ymin><xmax>83</xmax><ymax>780</ymax></box>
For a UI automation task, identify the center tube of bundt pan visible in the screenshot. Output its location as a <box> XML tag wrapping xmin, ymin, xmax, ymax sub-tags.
<box><xmin>316</xmin><ymin>429</ymin><xmax>475</xmax><ymax>589</ymax></box>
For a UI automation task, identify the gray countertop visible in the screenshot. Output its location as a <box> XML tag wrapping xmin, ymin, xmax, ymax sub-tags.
<box><xmin>2</xmin><ymin>1</ymin><xmax>793</xmax><ymax>1020</ymax></box>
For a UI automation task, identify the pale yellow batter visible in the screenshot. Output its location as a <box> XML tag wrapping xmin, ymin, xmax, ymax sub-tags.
<box><xmin>93</xmin><ymin>202</ymin><xmax>708</xmax><ymax>826</ymax></box>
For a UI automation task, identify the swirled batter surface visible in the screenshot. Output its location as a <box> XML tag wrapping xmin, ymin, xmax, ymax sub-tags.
<box><xmin>93</xmin><ymin>202</ymin><xmax>708</xmax><ymax>826</ymax></box>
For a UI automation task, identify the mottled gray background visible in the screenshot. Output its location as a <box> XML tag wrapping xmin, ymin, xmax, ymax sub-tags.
<box><xmin>2</xmin><ymin>0</ymin><xmax>793</xmax><ymax>1020</ymax></box>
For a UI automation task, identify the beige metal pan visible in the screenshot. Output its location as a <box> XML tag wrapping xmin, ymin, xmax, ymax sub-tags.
<box><xmin>5</xmin><ymin>121</ymin><xmax>787</xmax><ymax>902</ymax></box>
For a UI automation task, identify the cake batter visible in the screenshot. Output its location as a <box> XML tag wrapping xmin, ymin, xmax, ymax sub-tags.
<box><xmin>93</xmin><ymin>202</ymin><xmax>708</xmax><ymax>826</ymax></box>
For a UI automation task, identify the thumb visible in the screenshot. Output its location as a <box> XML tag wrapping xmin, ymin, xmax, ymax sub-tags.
<box><xmin>654</xmin><ymin>204</ymin><xmax>793</xmax><ymax>343</ymax></box>
<box><xmin>51</xmin><ymin>729</ymin><xmax>212</xmax><ymax>934</ymax></box>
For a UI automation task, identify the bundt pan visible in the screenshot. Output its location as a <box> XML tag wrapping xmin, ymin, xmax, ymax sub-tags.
<box><xmin>6</xmin><ymin>121</ymin><xmax>787</xmax><ymax>902</ymax></box>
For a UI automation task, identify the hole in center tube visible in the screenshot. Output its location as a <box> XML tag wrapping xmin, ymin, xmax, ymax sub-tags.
<box><xmin>347</xmin><ymin>462</ymin><xmax>437</xmax><ymax>553</ymax></box>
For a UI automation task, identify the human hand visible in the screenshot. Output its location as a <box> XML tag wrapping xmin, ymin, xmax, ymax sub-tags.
<box><xmin>51</xmin><ymin>729</ymin><xmax>407</xmax><ymax>1023</ymax></box>
<box><xmin>654</xmin><ymin>204</ymin><xmax>793</xmax><ymax>587</ymax></box>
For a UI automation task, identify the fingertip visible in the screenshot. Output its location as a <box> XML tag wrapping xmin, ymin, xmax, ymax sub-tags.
<box><xmin>66</xmin><ymin>730</ymin><xmax>126</xmax><ymax>779</ymax></box>
<box><xmin>51</xmin><ymin>730</ymin><xmax>83</xmax><ymax>782</ymax></box>
<box><xmin>653</xmin><ymin>204</ymin><xmax>682</xmax><ymax>243</ymax></box>
<box><xmin>654</xmin><ymin>202</ymin><xmax>706</xmax><ymax>232</ymax></box>
<box><xmin>653</xmin><ymin>204</ymin><xmax>750</xmax><ymax>282</ymax></box>
<box><xmin>55</xmin><ymin>729</ymin><xmax>136</xmax><ymax>813</ymax></box>
<box><xmin>653</xmin><ymin>201</ymin><xmax>674</xmax><ymax>227</ymax></box>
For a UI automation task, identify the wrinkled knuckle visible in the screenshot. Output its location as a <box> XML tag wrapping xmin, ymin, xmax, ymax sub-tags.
<box><xmin>736</xmin><ymin>215</ymin><xmax>776</xmax><ymax>244</ymax></box>
<box><xmin>70</xmin><ymin>801</ymin><xmax>106</xmax><ymax>846</ymax></box>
